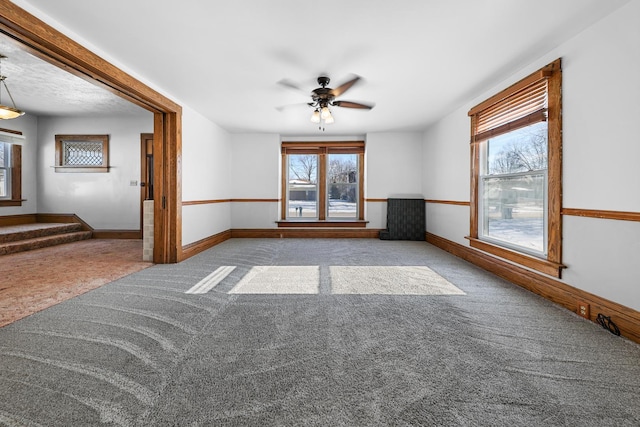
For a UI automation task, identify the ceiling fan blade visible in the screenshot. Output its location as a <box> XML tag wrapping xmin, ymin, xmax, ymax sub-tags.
<box><xmin>333</xmin><ymin>100</ymin><xmax>374</xmax><ymax>109</ymax></box>
<box><xmin>276</xmin><ymin>102</ymin><xmax>313</xmax><ymax>111</ymax></box>
<box><xmin>329</xmin><ymin>76</ymin><xmax>361</xmax><ymax>97</ymax></box>
<box><xmin>277</xmin><ymin>78</ymin><xmax>306</xmax><ymax>92</ymax></box>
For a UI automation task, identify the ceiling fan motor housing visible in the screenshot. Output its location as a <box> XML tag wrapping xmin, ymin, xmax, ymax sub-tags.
<box><xmin>317</xmin><ymin>76</ymin><xmax>330</xmax><ymax>87</ymax></box>
<box><xmin>312</xmin><ymin>77</ymin><xmax>334</xmax><ymax>106</ymax></box>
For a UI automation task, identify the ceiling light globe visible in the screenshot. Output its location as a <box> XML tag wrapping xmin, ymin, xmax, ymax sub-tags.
<box><xmin>321</xmin><ymin>106</ymin><xmax>331</xmax><ymax>120</ymax></box>
<box><xmin>0</xmin><ymin>105</ymin><xmax>24</xmax><ymax>119</ymax></box>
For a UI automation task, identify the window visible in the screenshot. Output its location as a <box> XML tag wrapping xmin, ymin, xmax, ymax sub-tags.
<box><xmin>0</xmin><ymin>141</ymin><xmax>9</xmax><ymax>198</ymax></box>
<box><xmin>281</xmin><ymin>141</ymin><xmax>364</xmax><ymax>224</ymax></box>
<box><xmin>287</xmin><ymin>153</ymin><xmax>318</xmax><ymax>218</ymax></box>
<box><xmin>0</xmin><ymin>130</ymin><xmax>23</xmax><ymax>207</ymax></box>
<box><xmin>480</xmin><ymin>121</ymin><xmax>547</xmax><ymax>255</ymax></box>
<box><xmin>55</xmin><ymin>134</ymin><xmax>109</xmax><ymax>172</ymax></box>
<box><xmin>468</xmin><ymin>59</ymin><xmax>563</xmax><ymax>277</ymax></box>
<box><xmin>327</xmin><ymin>153</ymin><xmax>358</xmax><ymax>219</ymax></box>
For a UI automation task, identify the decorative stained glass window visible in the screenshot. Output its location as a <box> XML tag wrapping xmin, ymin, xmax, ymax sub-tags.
<box><xmin>55</xmin><ymin>134</ymin><xmax>109</xmax><ymax>172</ymax></box>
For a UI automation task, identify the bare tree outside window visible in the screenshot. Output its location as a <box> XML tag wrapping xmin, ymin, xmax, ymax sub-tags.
<box><xmin>489</xmin><ymin>125</ymin><xmax>547</xmax><ymax>174</ymax></box>
<box><xmin>481</xmin><ymin>122</ymin><xmax>548</xmax><ymax>254</ymax></box>
<box><xmin>328</xmin><ymin>153</ymin><xmax>357</xmax><ymax>218</ymax></box>
<box><xmin>287</xmin><ymin>154</ymin><xmax>318</xmax><ymax>218</ymax></box>
<box><xmin>289</xmin><ymin>155</ymin><xmax>317</xmax><ymax>182</ymax></box>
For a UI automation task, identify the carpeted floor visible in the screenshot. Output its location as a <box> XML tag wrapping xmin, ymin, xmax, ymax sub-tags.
<box><xmin>0</xmin><ymin>239</ymin><xmax>152</xmax><ymax>327</ymax></box>
<box><xmin>0</xmin><ymin>238</ymin><xmax>638</xmax><ymax>426</ymax></box>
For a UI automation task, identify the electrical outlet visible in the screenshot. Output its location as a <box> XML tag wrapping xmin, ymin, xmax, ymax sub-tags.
<box><xmin>577</xmin><ymin>301</ymin><xmax>590</xmax><ymax>319</ymax></box>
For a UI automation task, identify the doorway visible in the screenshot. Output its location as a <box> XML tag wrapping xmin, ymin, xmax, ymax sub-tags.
<box><xmin>140</xmin><ymin>132</ymin><xmax>154</xmax><ymax>239</ymax></box>
<box><xmin>140</xmin><ymin>133</ymin><xmax>154</xmax><ymax>203</ymax></box>
<box><xmin>0</xmin><ymin>4</ymin><xmax>182</xmax><ymax>263</ymax></box>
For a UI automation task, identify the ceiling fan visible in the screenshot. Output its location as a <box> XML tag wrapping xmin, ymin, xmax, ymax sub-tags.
<box><xmin>279</xmin><ymin>75</ymin><xmax>374</xmax><ymax>130</ymax></box>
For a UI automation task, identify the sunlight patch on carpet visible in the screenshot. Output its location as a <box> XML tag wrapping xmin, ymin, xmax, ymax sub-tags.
<box><xmin>186</xmin><ymin>266</ymin><xmax>236</xmax><ymax>294</ymax></box>
<box><xmin>225</xmin><ymin>265</ymin><xmax>464</xmax><ymax>296</ymax></box>
<box><xmin>330</xmin><ymin>266</ymin><xmax>465</xmax><ymax>295</ymax></box>
<box><xmin>229</xmin><ymin>266</ymin><xmax>319</xmax><ymax>294</ymax></box>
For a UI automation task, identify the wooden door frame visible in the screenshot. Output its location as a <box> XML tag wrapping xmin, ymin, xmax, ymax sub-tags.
<box><xmin>0</xmin><ymin>1</ymin><xmax>182</xmax><ymax>263</ymax></box>
<box><xmin>140</xmin><ymin>133</ymin><xmax>153</xmax><ymax>231</ymax></box>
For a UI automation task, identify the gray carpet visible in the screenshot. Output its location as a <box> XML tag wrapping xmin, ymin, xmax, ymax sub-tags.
<box><xmin>0</xmin><ymin>238</ymin><xmax>639</xmax><ymax>426</ymax></box>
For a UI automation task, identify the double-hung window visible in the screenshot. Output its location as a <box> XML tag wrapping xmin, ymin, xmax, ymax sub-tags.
<box><xmin>468</xmin><ymin>59</ymin><xmax>563</xmax><ymax>277</ymax></box>
<box><xmin>0</xmin><ymin>141</ymin><xmax>10</xmax><ymax>199</ymax></box>
<box><xmin>281</xmin><ymin>141</ymin><xmax>364</xmax><ymax>223</ymax></box>
<box><xmin>0</xmin><ymin>131</ymin><xmax>23</xmax><ymax>206</ymax></box>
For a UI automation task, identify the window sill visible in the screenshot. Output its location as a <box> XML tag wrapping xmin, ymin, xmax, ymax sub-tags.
<box><xmin>0</xmin><ymin>199</ymin><xmax>25</xmax><ymax>207</ymax></box>
<box><xmin>277</xmin><ymin>220</ymin><xmax>368</xmax><ymax>228</ymax></box>
<box><xmin>466</xmin><ymin>236</ymin><xmax>565</xmax><ymax>278</ymax></box>
<box><xmin>54</xmin><ymin>166</ymin><xmax>109</xmax><ymax>173</ymax></box>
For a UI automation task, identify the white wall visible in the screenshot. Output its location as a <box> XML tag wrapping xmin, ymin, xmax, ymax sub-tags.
<box><xmin>422</xmin><ymin>1</ymin><xmax>640</xmax><ymax>310</ymax></box>
<box><xmin>230</xmin><ymin>133</ymin><xmax>280</xmax><ymax>229</ymax></box>
<box><xmin>36</xmin><ymin>114</ymin><xmax>152</xmax><ymax>229</ymax></box>
<box><xmin>0</xmin><ymin>114</ymin><xmax>38</xmax><ymax>216</ymax></box>
<box><xmin>366</xmin><ymin>132</ymin><xmax>424</xmax><ymax>229</ymax></box>
<box><xmin>227</xmin><ymin>132</ymin><xmax>424</xmax><ymax>230</ymax></box>
<box><xmin>422</xmin><ymin>111</ymin><xmax>470</xmax><ymax>246</ymax></box>
<box><xmin>181</xmin><ymin>106</ymin><xmax>232</xmax><ymax>245</ymax></box>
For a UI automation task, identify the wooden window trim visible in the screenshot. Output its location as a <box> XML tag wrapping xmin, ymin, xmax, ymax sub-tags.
<box><xmin>277</xmin><ymin>220</ymin><xmax>368</xmax><ymax>228</ymax></box>
<box><xmin>468</xmin><ymin>59</ymin><xmax>563</xmax><ymax>278</ymax></box>
<box><xmin>0</xmin><ymin>131</ymin><xmax>23</xmax><ymax>206</ymax></box>
<box><xmin>55</xmin><ymin>134</ymin><xmax>109</xmax><ymax>172</ymax></box>
<box><xmin>281</xmin><ymin>141</ymin><xmax>365</xmax><ymax>223</ymax></box>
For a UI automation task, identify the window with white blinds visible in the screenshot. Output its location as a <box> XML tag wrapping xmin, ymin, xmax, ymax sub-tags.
<box><xmin>467</xmin><ymin>59</ymin><xmax>565</xmax><ymax>278</ymax></box>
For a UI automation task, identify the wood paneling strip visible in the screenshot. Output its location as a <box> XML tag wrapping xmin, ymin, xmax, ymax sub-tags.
<box><xmin>282</xmin><ymin>141</ymin><xmax>365</xmax><ymax>150</ymax></box>
<box><xmin>92</xmin><ymin>230</ymin><xmax>142</xmax><ymax>239</ymax></box>
<box><xmin>562</xmin><ymin>208</ymin><xmax>640</xmax><ymax>222</ymax></box>
<box><xmin>546</xmin><ymin>59</ymin><xmax>563</xmax><ymax>266</ymax></box>
<box><xmin>182</xmin><ymin>199</ymin><xmax>281</xmax><ymax>206</ymax></box>
<box><xmin>366</xmin><ymin>199</ymin><xmax>471</xmax><ymax>206</ymax></box>
<box><xmin>0</xmin><ymin>127</ymin><xmax>22</xmax><ymax>135</ymax></box>
<box><xmin>425</xmin><ymin>199</ymin><xmax>470</xmax><ymax>206</ymax></box>
<box><xmin>232</xmin><ymin>228</ymin><xmax>381</xmax><ymax>239</ymax></box>
<box><xmin>182</xmin><ymin>199</ymin><xmax>231</xmax><ymax>206</ymax></box>
<box><xmin>467</xmin><ymin>236</ymin><xmax>564</xmax><ymax>278</ymax></box>
<box><xmin>181</xmin><ymin>229</ymin><xmax>232</xmax><ymax>260</ymax></box>
<box><xmin>427</xmin><ymin>232</ymin><xmax>640</xmax><ymax>345</ymax></box>
<box><xmin>0</xmin><ymin>214</ymin><xmax>36</xmax><ymax>226</ymax></box>
<box><xmin>276</xmin><ymin>221</ymin><xmax>368</xmax><ymax>228</ymax></box>
<box><xmin>231</xmin><ymin>199</ymin><xmax>280</xmax><ymax>203</ymax></box>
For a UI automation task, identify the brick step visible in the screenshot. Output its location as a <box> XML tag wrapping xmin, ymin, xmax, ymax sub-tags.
<box><xmin>0</xmin><ymin>231</ymin><xmax>92</xmax><ymax>255</ymax></box>
<box><xmin>0</xmin><ymin>223</ymin><xmax>84</xmax><ymax>244</ymax></box>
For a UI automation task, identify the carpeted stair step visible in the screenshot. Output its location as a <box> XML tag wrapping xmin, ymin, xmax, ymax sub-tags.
<box><xmin>0</xmin><ymin>230</ymin><xmax>92</xmax><ymax>255</ymax></box>
<box><xmin>0</xmin><ymin>223</ymin><xmax>84</xmax><ymax>244</ymax></box>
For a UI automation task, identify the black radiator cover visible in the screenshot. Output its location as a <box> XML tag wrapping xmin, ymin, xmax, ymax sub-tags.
<box><xmin>380</xmin><ymin>198</ymin><xmax>425</xmax><ymax>241</ymax></box>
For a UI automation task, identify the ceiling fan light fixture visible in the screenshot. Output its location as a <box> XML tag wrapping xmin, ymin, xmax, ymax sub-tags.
<box><xmin>320</xmin><ymin>105</ymin><xmax>332</xmax><ymax>120</ymax></box>
<box><xmin>310</xmin><ymin>109</ymin><xmax>320</xmax><ymax>123</ymax></box>
<box><xmin>323</xmin><ymin>114</ymin><xmax>334</xmax><ymax>124</ymax></box>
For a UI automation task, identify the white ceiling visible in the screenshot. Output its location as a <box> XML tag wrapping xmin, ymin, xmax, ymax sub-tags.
<box><xmin>6</xmin><ymin>0</ymin><xmax>632</xmax><ymax>135</ymax></box>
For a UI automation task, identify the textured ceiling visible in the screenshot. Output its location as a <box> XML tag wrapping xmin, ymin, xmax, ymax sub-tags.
<box><xmin>0</xmin><ymin>35</ymin><xmax>147</xmax><ymax>118</ymax></box>
<box><xmin>6</xmin><ymin>0</ymin><xmax>632</xmax><ymax>133</ymax></box>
